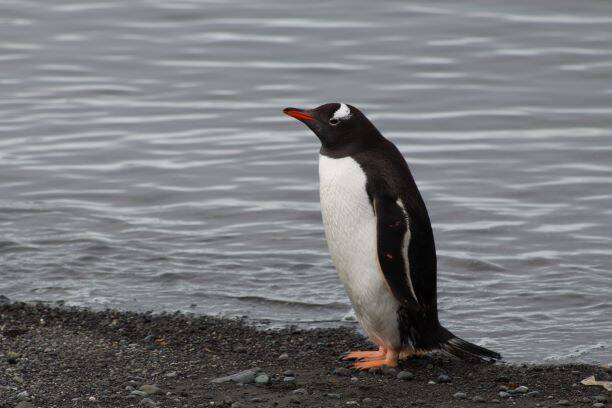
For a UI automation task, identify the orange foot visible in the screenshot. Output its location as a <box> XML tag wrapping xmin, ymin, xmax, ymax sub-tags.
<box><xmin>342</xmin><ymin>346</ymin><xmax>386</xmax><ymax>361</ymax></box>
<box><xmin>351</xmin><ymin>349</ymin><xmax>398</xmax><ymax>370</ymax></box>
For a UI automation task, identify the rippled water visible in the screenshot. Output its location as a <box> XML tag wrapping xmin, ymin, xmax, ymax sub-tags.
<box><xmin>1</xmin><ymin>0</ymin><xmax>611</xmax><ymax>363</ymax></box>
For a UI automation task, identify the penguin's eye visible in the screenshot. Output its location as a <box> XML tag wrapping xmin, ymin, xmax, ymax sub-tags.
<box><xmin>329</xmin><ymin>118</ymin><xmax>340</xmax><ymax>126</ymax></box>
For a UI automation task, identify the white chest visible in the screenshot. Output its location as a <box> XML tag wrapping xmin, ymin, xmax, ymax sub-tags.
<box><xmin>318</xmin><ymin>154</ymin><xmax>401</xmax><ymax>348</ymax></box>
<box><xmin>318</xmin><ymin>154</ymin><xmax>374</xmax><ymax>252</ymax></box>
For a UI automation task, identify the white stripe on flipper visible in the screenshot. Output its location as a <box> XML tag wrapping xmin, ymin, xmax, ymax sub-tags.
<box><xmin>397</xmin><ymin>198</ymin><xmax>419</xmax><ymax>305</ymax></box>
<box><xmin>332</xmin><ymin>103</ymin><xmax>351</xmax><ymax>120</ymax></box>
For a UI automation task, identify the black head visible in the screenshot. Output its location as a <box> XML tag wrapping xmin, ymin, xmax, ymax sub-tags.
<box><xmin>283</xmin><ymin>103</ymin><xmax>381</xmax><ymax>157</ymax></box>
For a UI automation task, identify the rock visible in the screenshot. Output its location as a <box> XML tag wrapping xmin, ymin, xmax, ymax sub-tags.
<box><xmin>414</xmin><ymin>400</ymin><xmax>426</xmax><ymax>406</ymax></box>
<box><xmin>283</xmin><ymin>370</ymin><xmax>296</xmax><ymax>377</ymax></box>
<box><xmin>164</xmin><ymin>371</ymin><xmax>177</xmax><ymax>378</ymax></box>
<box><xmin>593</xmin><ymin>404</ymin><xmax>604</xmax><ymax>408</ymax></box>
<box><xmin>16</xmin><ymin>402</ymin><xmax>33</xmax><ymax>408</ymax></box>
<box><xmin>278</xmin><ymin>353</ymin><xmax>289</xmax><ymax>360</ymax></box>
<box><xmin>17</xmin><ymin>391</ymin><xmax>29</xmax><ymax>400</ymax></box>
<box><xmin>350</xmin><ymin>376</ymin><xmax>358</xmax><ymax>382</ymax></box>
<box><xmin>211</xmin><ymin>368</ymin><xmax>261</xmax><ymax>384</ymax></box>
<box><xmin>292</xmin><ymin>388</ymin><xmax>307</xmax><ymax>395</ymax></box>
<box><xmin>254</xmin><ymin>373</ymin><xmax>270</xmax><ymax>385</ymax></box>
<box><xmin>139</xmin><ymin>385</ymin><xmax>162</xmax><ymax>395</ymax></box>
<box><xmin>139</xmin><ymin>398</ymin><xmax>157</xmax><ymax>407</ymax></box>
<box><xmin>88</xmin><ymin>396</ymin><xmax>97</xmax><ymax>402</ymax></box>
<box><xmin>490</xmin><ymin>399</ymin><xmax>500</xmax><ymax>403</ymax></box>
<box><xmin>499</xmin><ymin>391</ymin><xmax>510</xmax><ymax>398</ymax></box>
<box><xmin>125</xmin><ymin>386</ymin><xmax>134</xmax><ymax>391</ymax></box>
<box><xmin>283</xmin><ymin>376</ymin><xmax>296</xmax><ymax>383</ymax></box>
<box><xmin>231</xmin><ymin>403</ymin><xmax>243</xmax><ymax>408</ymax></box>
<box><xmin>472</xmin><ymin>395</ymin><xmax>485</xmax><ymax>403</ymax></box>
<box><xmin>346</xmin><ymin>401</ymin><xmax>358</xmax><ymax>405</ymax></box>
<box><xmin>334</xmin><ymin>367</ymin><xmax>352</xmax><ymax>377</ymax></box>
<box><xmin>397</xmin><ymin>371</ymin><xmax>414</xmax><ymax>380</ymax></box>
<box><xmin>594</xmin><ymin>396</ymin><xmax>607</xmax><ymax>403</ymax></box>
<box><xmin>557</xmin><ymin>400</ymin><xmax>570</xmax><ymax>406</ymax></box>
<box><xmin>527</xmin><ymin>391</ymin><xmax>541</xmax><ymax>397</ymax></box>
<box><xmin>327</xmin><ymin>393</ymin><xmax>341</xmax><ymax>399</ymax></box>
<box><xmin>453</xmin><ymin>392</ymin><xmax>467</xmax><ymax>400</ymax></box>
<box><xmin>514</xmin><ymin>385</ymin><xmax>529</xmax><ymax>394</ymax></box>
<box><xmin>437</xmin><ymin>374</ymin><xmax>451</xmax><ymax>383</ymax></box>
<box><xmin>7</xmin><ymin>351</ymin><xmax>20</xmax><ymax>364</ymax></box>
<box><xmin>382</xmin><ymin>367</ymin><xmax>397</xmax><ymax>375</ymax></box>
<box><xmin>130</xmin><ymin>390</ymin><xmax>147</xmax><ymax>397</ymax></box>
<box><xmin>362</xmin><ymin>398</ymin><xmax>372</xmax><ymax>404</ymax></box>
<box><xmin>427</xmin><ymin>380</ymin><xmax>436</xmax><ymax>385</ymax></box>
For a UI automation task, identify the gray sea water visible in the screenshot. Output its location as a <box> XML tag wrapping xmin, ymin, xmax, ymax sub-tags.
<box><xmin>1</xmin><ymin>0</ymin><xmax>611</xmax><ymax>363</ymax></box>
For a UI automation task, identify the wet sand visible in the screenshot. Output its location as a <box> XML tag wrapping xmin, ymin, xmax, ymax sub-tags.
<box><xmin>0</xmin><ymin>301</ymin><xmax>609</xmax><ymax>407</ymax></box>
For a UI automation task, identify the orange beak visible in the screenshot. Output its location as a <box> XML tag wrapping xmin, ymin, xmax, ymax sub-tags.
<box><xmin>283</xmin><ymin>107</ymin><xmax>315</xmax><ymax>122</ymax></box>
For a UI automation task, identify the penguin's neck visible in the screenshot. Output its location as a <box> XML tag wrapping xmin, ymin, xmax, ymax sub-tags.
<box><xmin>320</xmin><ymin>127</ymin><xmax>383</xmax><ymax>159</ymax></box>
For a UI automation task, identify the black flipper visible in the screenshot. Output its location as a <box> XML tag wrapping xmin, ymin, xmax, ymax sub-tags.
<box><xmin>373</xmin><ymin>195</ymin><xmax>419</xmax><ymax>311</ymax></box>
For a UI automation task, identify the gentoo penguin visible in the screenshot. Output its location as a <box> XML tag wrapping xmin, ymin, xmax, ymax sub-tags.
<box><xmin>283</xmin><ymin>103</ymin><xmax>501</xmax><ymax>369</ymax></box>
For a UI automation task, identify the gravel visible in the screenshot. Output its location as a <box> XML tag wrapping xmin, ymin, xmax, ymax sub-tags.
<box><xmin>254</xmin><ymin>373</ymin><xmax>270</xmax><ymax>385</ymax></box>
<box><xmin>211</xmin><ymin>368</ymin><xmax>261</xmax><ymax>384</ymax></box>
<box><xmin>139</xmin><ymin>384</ymin><xmax>162</xmax><ymax>395</ymax></box>
<box><xmin>139</xmin><ymin>398</ymin><xmax>157</xmax><ymax>407</ymax></box>
<box><xmin>513</xmin><ymin>385</ymin><xmax>529</xmax><ymax>394</ymax></box>
<box><xmin>437</xmin><ymin>374</ymin><xmax>451</xmax><ymax>383</ymax></box>
<box><xmin>130</xmin><ymin>390</ymin><xmax>147</xmax><ymax>397</ymax></box>
<box><xmin>0</xmin><ymin>301</ymin><xmax>607</xmax><ymax>408</ymax></box>
<box><xmin>397</xmin><ymin>371</ymin><xmax>414</xmax><ymax>380</ymax></box>
<box><xmin>334</xmin><ymin>367</ymin><xmax>352</xmax><ymax>377</ymax></box>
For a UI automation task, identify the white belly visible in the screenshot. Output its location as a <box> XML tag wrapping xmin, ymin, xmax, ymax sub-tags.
<box><xmin>319</xmin><ymin>154</ymin><xmax>401</xmax><ymax>349</ymax></box>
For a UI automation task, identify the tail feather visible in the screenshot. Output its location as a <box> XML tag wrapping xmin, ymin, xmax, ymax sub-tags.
<box><xmin>417</xmin><ymin>325</ymin><xmax>501</xmax><ymax>362</ymax></box>
<box><xmin>441</xmin><ymin>335</ymin><xmax>501</xmax><ymax>362</ymax></box>
<box><xmin>397</xmin><ymin>307</ymin><xmax>501</xmax><ymax>362</ymax></box>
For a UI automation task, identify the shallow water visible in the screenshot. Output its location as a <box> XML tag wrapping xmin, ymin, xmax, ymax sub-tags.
<box><xmin>1</xmin><ymin>0</ymin><xmax>611</xmax><ymax>363</ymax></box>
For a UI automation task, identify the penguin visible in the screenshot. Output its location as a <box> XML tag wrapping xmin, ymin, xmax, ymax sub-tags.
<box><xmin>283</xmin><ymin>103</ymin><xmax>501</xmax><ymax>369</ymax></box>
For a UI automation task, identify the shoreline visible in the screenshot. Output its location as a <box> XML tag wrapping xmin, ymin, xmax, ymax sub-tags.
<box><xmin>0</xmin><ymin>301</ymin><xmax>609</xmax><ymax>407</ymax></box>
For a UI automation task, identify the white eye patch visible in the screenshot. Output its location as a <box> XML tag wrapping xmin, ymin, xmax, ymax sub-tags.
<box><xmin>332</xmin><ymin>103</ymin><xmax>351</xmax><ymax>120</ymax></box>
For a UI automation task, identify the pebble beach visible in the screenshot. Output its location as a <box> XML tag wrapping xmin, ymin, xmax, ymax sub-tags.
<box><xmin>1</xmin><ymin>300</ymin><xmax>609</xmax><ymax>408</ymax></box>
